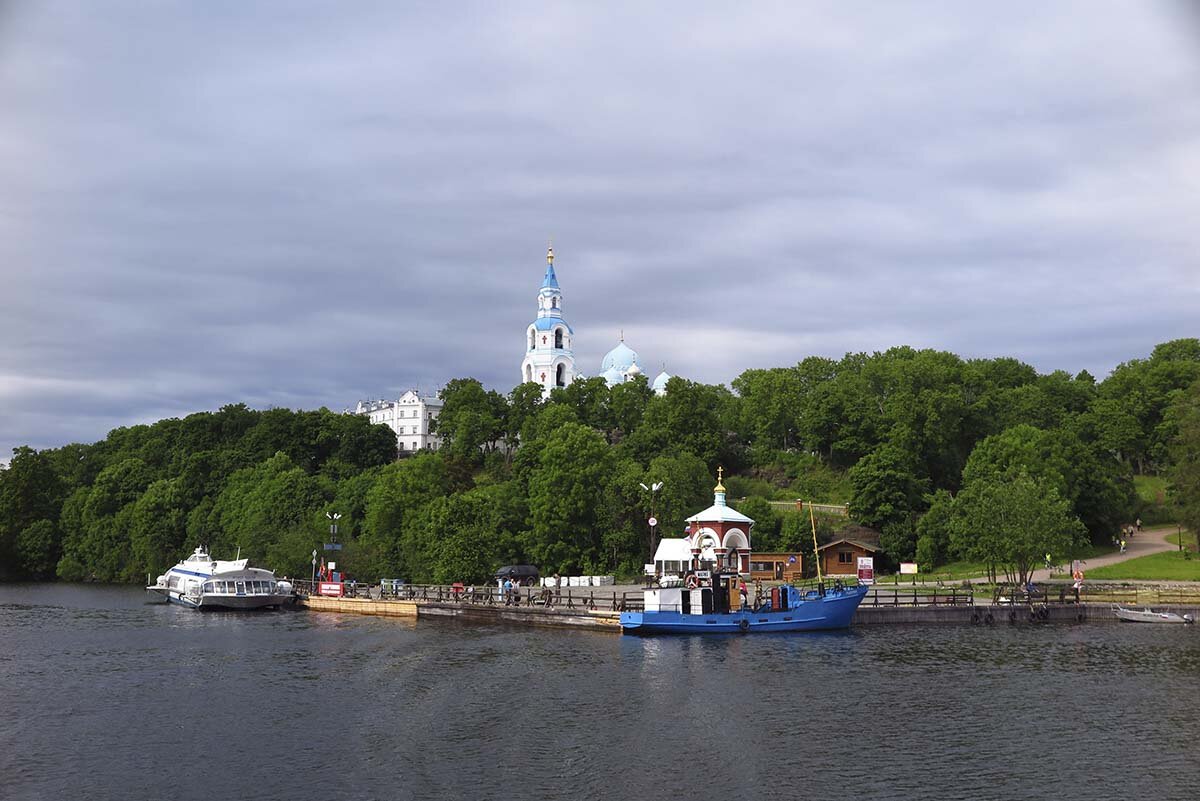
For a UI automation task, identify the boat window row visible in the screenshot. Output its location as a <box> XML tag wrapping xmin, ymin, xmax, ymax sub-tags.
<box><xmin>202</xmin><ymin>580</ymin><xmax>277</xmax><ymax>595</ymax></box>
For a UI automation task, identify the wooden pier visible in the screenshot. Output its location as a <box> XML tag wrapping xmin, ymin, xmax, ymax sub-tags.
<box><xmin>294</xmin><ymin>581</ymin><xmax>1200</xmax><ymax>632</ymax></box>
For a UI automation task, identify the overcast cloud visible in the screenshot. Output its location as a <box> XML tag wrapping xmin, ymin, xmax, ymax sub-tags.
<box><xmin>1</xmin><ymin>1</ymin><xmax>1199</xmax><ymax>458</ymax></box>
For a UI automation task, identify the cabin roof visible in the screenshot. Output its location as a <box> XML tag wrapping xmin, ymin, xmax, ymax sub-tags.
<box><xmin>816</xmin><ymin>538</ymin><xmax>879</xmax><ymax>553</ymax></box>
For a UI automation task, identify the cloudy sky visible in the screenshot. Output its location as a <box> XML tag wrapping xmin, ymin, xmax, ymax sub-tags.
<box><xmin>2</xmin><ymin>1</ymin><xmax>1199</xmax><ymax>458</ymax></box>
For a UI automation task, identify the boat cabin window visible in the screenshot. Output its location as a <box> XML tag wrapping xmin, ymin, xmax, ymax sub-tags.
<box><xmin>236</xmin><ymin>581</ymin><xmax>245</xmax><ymax>594</ymax></box>
<box><xmin>168</xmin><ymin>576</ymin><xmax>180</xmax><ymax>589</ymax></box>
<box><xmin>203</xmin><ymin>582</ymin><xmax>213</xmax><ymax>593</ymax></box>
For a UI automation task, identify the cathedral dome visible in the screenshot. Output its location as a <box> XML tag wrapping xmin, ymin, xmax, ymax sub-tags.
<box><xmin>651</xmin><ymin>371</ymin><xmax>672</xmax><ymax>395</ymax></box>
<box><xmin>600</xmin><ymin>340</ymin><xmax>639</xmax><ymax>373</ymax></box>
<box><xmin>602</xmin><ymin>366</ymin><xmax>625</xmax><ymax>386</ymax></box>
<box><xmin>625</xmin><ymin>362</ymin><xmax>642</xmax><ymax>378</ymax></box>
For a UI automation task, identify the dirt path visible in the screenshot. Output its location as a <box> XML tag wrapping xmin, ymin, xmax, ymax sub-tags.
<box><xmin>1026</xmin><ymin>525</ymin><xmax>1178</xmax><ymax>582</ymax></box>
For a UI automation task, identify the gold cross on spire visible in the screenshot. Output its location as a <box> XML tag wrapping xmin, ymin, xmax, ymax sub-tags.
<box><xmin>547</xmin><ymin>242</ymin><xmax>554</xmax><ymax>265</ymax></box>
<box><xmin>715</xmin><ymin>466</ymin><xmax>726</xmax><ymax>493</ymax></box>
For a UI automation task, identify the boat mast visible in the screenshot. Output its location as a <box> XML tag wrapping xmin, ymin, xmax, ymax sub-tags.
<box><xmin>808</xmin><ymin>501</ymin><xmax>824</xmax><ymax>593</ymax></box>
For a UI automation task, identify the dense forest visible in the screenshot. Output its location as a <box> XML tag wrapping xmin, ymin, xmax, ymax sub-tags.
<box><xmin>2</xmin><ymin>339</ymin><xmax>1199</xmax><ymax>585</ymax></box>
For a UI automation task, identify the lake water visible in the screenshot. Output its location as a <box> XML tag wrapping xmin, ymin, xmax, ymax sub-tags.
<box><xmin>2</xmin><ymin>584</ymin><xmax>1199</xmax><ymax>800</ymax></box>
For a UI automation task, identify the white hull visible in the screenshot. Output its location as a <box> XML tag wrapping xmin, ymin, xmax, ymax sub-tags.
<box><xmin>1113</xmin><ymin>606</ymin><xmax>1194</xmax><ymax>624</ymax></box>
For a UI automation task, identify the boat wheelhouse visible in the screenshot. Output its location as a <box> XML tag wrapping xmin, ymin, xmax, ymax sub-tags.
<box><xmin>147</xmin><ymin>547</ymin><xmax>294</xmax><ymax>610</ymax></box>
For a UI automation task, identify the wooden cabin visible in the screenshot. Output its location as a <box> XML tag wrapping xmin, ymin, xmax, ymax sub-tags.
<box><xmin>749</xmin><ymin>552</ymin><xmax>804</xmax><ymax>582</ymax></box>
<box><xmin>816</xmin><ymin>538</ymin><xmax>878</xmax><ymax>576</ymax></box>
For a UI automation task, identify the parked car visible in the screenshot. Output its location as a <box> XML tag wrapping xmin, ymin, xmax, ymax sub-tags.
<box><xmin>494</xmin><ymin>565</ymin><xmax>540</xmax><ymax>586</ymax></box>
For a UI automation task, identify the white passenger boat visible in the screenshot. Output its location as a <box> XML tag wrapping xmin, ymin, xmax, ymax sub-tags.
<box><xmin>146</xmin><ymin>547</ymin><xmax>295</xmax><ymax>609</ymax></box>
<box><xmin>1113</xmin><ymin>605</ymin><xmax>1193</xmax><ymax>624</ymax></box>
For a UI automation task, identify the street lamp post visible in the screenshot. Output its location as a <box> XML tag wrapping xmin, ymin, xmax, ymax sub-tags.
<box><xmin>639</xmin><ymin>481</ymin><xmax>663</xmax><ymax>562</ymax></box>
<box><xmin>324</xmin><ymin>512</ymin><xmax>343</xmax><ymax>583</ymax></box>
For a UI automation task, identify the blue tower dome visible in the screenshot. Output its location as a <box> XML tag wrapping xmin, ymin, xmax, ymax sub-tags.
<box><xmin>651</xmin><ymin>371</ymin><xmax>672</xmax><ymax>395</ymax></box>
<box><xmin>600</xmin><ymin>339</ymin><xmax>639</xmax><ymax>373</ymax></box>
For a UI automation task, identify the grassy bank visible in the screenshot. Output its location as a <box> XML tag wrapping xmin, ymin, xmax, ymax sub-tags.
<box><xmin>1086</xmin><ymin>550</ymin><xmax>1200</xmax><ymax>581</ymax></box>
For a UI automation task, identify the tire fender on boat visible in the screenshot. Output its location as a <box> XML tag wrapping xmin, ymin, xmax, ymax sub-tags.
<box><xmin>984</xmin><ymin>613</ymin><xmax>994</xmax><ymax>625</ymax></box>
<box><xmin>971</xmin><ymin>611</ymin><xmax>981</xmax><ymax>625</ymax></box>
<box><xmin>738</xmin><ymin>619</ymin><xmax>749</xmax><ymax>632</ymax></box>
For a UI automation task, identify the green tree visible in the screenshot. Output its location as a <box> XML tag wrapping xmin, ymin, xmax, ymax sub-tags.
<box><xmin>1168</xmin><ymin>379</ymin><xmax>1200</xmax><ymax>540</ymax></box>
<box><xmin>951</xmin><ymin>473</ymin><xmax>1085</xmax><ymax>584</ymax></box>
<box><xmin>434</xmin><ymin>378</ymin><xmax>505</xmax><ymax>461</ymax></box>
<box><xmin>848</xmin><ymin>441</ymin><xmax>927</xmax><ymax>530</ymax></box>
<box><xmin>526</xmin><ymin>422</ymin><xmax>613</xmax><ymax>573</ymax></box>
<box><xmin>915</xmin><ymin>489</ymin><xmax>955</xmax><ymax>569</ymax></box>
<box><xmin>0</xmin><ymin>446</ymin><xmax>67</xmax><ymax>578</ymax></box>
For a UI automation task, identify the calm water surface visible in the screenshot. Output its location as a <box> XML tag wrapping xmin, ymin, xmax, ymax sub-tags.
<box><xmin>2</xmin><ymin>584</ymin><xmax>1199</xmax><ymax>800</ymax></box>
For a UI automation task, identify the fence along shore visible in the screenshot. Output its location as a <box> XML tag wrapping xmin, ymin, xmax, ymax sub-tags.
<box><xmin>289</xmin><ymin>578</ymin><xmax>1200</xmax><ymax>631</ymax></box>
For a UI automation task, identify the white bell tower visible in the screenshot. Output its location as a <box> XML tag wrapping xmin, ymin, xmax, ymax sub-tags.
<box><xmin>520</xmin><ymin>245</ymin><xmax>576</xmax><ymax>397</ymax></box>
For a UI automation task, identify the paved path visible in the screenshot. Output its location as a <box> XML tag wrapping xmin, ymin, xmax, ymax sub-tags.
<box><xmin>1026</xmin><ymin>525</ymin><xmax>1178</xmax><ymax>583</ymax></box>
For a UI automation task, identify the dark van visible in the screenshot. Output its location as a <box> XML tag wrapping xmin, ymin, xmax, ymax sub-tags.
<box><xmin>494</xmin><ymin>565</ymin><xmax>540</xmax><ymax>586</ymax></box>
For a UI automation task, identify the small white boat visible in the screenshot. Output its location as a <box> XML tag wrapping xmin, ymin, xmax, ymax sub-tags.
<box><xmin>146</xmin><ymin>546</ymin><xmax>295</xmax><ymax>610</ymax></box>
<box><xmin>1113</xmin><ymin>605</ymin><xmax>1194</xmax><ymax>624</ymax></box>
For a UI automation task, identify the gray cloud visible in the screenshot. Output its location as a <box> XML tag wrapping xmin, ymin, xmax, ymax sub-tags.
<box><xmin>2</xmin><ymin>1</ymin><xmax>1199</xmax><ymax>458</ymax></box>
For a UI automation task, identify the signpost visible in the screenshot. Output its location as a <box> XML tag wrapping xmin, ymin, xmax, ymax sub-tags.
<box><xmin>857</xmin><ymin>556</ymin><xmax>875</xmax><ymax>585</ymax></box>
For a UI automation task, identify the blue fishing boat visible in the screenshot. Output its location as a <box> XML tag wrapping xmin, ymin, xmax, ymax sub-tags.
<box><xmin>621</xmin><ymin>578</ymin><xmax>868</xmax><ymax>634</ymax></box>
<box><xmin>623</xmin><ymin>468</ymin><xmax>870</xmax><ymax>634</ymax></box>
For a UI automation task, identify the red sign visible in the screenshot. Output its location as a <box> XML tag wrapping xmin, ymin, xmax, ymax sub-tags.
<box><xmin>319</xmin><ymin>582</ymin><xmax>344</xmax><ymax>597</ymax></box>
<box><xmin>857</xmin><ymin>557</ymin><xmax>875</xmax><ymax>585</ymax></box>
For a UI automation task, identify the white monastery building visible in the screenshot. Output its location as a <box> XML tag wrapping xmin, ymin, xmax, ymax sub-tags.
<box><xmin>350</xmin><ymin>390</ymin><xmax>443</xmax><ymax>453</ymax></box>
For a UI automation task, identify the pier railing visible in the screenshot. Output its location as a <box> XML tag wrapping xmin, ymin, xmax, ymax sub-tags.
<box><xmin>290</xmin><ymin>579</ymin><xmax>1200</xmax><ymax>612</ymax></box>
<box><xmin>293</xmin><ymin>580</ymin><xmax>646</xmax><ymax>612</ymax></box>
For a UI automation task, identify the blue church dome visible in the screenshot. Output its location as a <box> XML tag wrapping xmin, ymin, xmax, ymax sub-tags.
<box><xmin>601</xmin><ymin>366</ymin><xmax>625</xmax><ymax>385</ymax></box>
<box><xmin>600</xmin><ymin>340</ymin><xmax>638</xmax><ymax>373</ymax></box>
<box><xmin>651</xmin><ymin>371</ymin><xmax>672</xmax><ymax>395</ymax></box>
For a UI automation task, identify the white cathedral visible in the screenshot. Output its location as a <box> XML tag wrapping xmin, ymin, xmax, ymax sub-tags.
<box><xmin>520</xmin><ymin>246</ymin><xmax>672</xmax><ymax>398</ymax></box>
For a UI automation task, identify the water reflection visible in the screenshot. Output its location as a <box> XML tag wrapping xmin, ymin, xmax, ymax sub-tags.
<box><xmin>2</xmin><ymin>584</ymin><xmax>1199</xmax><ymax>801</ymax></box>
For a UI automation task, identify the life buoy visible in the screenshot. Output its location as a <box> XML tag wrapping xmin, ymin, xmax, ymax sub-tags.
<box><xmin>738</xmin><ymin>619</ymin><xmax>750</xmax><ymax>632</ymax></box>
<box><xmin>685</xmin><ymin>575</ymin><xmax>699</xmax><ymax>589</ymax></box>
<box><xmin>1073</xmin><ymin>569</ymin><xmax>1084</xmax><ymax>582</ymax></box>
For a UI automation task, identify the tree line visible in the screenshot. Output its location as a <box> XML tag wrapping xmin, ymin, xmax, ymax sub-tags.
<box><xmin>1</xmin><ymin>339</ymin><xmax>1198</xmax><ymax>585</ymax></box>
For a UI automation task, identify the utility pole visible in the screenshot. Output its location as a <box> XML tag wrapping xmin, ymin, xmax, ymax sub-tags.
<box><xmin>639</xmin><ymin>481</ymin><xmax>663</xmax><ymax>562</ymax></box>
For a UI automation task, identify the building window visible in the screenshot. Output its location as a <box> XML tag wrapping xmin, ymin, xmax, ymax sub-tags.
<box><xmin>555</xmin><ymin>328</ymin><xmax>564</xmax><ymax>349</ymax></box>
<box><xmin>556</xmin><ymin>363</ymin><xmax>566</xmax><ymax>387</ymax></box>
<box><xmin>411</xmin><ymin>442</ymin><xmax>418</xmax><ymax>450</ymax></box>
<box><xmin>838</xmin><ymin>551</ymin><xmax>854</xmax><ymax>564</ymax></box>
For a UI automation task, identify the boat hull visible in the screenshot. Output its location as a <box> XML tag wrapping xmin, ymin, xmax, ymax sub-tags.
<box><xmin>1114</xmin><ymin>606</ymin><xmax>1193</xmax><ymax>624</ymax></box>
<box><xmin>621</xmin><ymin>585</ymin><xmax>868</xmax><ymax>634</ymax></box>
<box><xmin>150</xmin><ymin>588</ymin><xmax>293</xmax><ymax>610</ymax></box>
